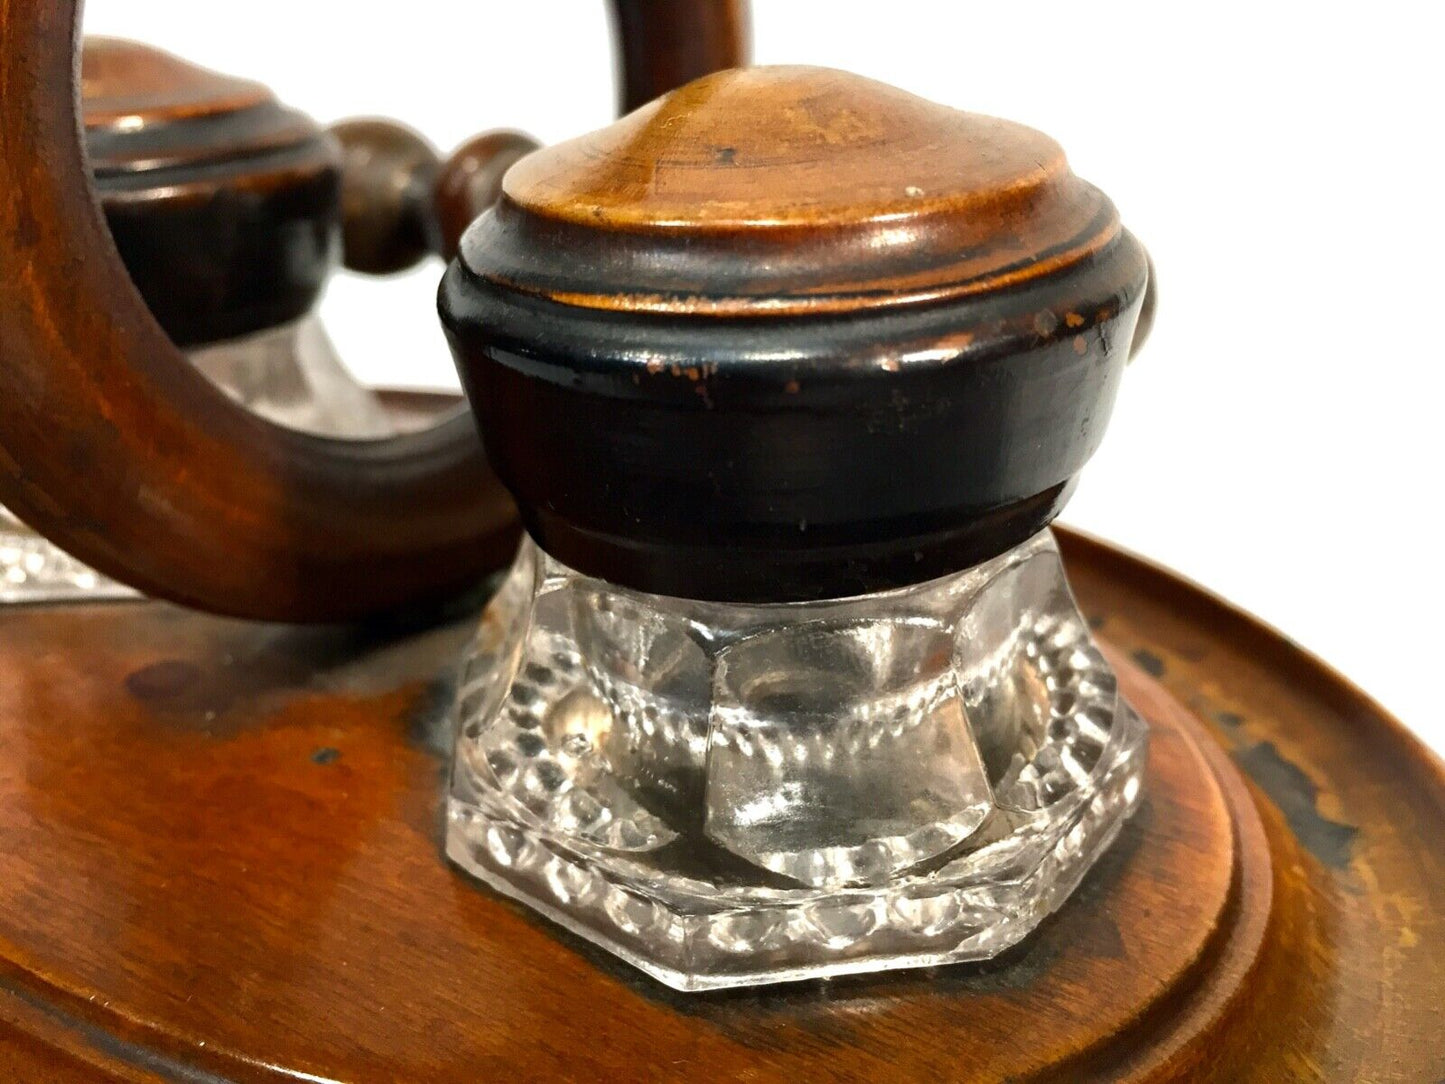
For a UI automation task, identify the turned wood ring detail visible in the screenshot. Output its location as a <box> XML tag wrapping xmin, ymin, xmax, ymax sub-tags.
<box><xmin>0</xmin><ymin>1</ymin><xmax>749</xmax><ymax>622</ymax></box>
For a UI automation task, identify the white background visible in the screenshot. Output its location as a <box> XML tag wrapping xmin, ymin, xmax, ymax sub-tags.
<box><xmin>84</xmin><ymin>2</ymin><xmax>1444</xmax><ymax>755</ymax></box>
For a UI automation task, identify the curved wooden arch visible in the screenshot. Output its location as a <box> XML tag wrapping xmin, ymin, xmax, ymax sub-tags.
<box><xmin>0</xmin><ymin>1</ymin><xmax>748</xmax><ymax>622</ymax></box>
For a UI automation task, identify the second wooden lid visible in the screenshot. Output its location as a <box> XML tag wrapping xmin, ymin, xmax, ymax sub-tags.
<box><xmin>83</xmin><ymin>38</ymin><xmax>339</xmax><ymax>347</ymax></box>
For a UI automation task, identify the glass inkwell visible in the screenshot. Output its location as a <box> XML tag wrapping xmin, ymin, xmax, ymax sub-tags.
<box><xmin>1</xmin><ymin>40</ymin><xmax>391</xmax><ymax>604</ymax></box>
<box><xmin>440</xmin><ymin>66</ymin><xmax>1153</xmax><ymax>991</ymax></box>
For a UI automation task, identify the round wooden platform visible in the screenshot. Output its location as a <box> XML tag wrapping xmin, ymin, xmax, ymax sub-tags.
<box><xmin>0</xmin><ymin>529</ymin><xmax>1441</xmax><ymax>1082</ymax></box>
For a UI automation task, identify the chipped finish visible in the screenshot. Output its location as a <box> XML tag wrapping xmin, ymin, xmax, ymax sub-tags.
<box><xmin>1234</xmin><ymin>741</ymin><xmax>1359</xmax><ymax>869</ymax></box>
<box><xmin>1060</xmin><ymin>527</ymin><xmax>1445</xmax><ymax>1079</ymax></box>
<box><xmin>0</xmin><ymin>586</ymin><xmax>1246</xmax><ymax>1081</ymax></box>
<box><xmin>1133</xmin><ymin>648</ymin><xmax>1167</xmax><ymax>678</ymax></box>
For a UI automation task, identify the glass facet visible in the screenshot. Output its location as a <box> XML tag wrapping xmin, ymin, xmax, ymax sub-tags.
<box><xmin>1</xmin><ymin>316</ymin><xmax>392</xmax><ymax>605</ymax></box>
<box><xmin>447</xmin><ymin>530</ymin><xmax>1147</xmax><ymax>991</ymax></box>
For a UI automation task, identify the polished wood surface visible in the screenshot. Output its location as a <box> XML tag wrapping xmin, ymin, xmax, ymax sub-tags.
<box><xmin>432</xmin><ymin>130</ymin><xmax>541</xmax><ymax>261</ymax></box>
<box><xmin>82</xmin><ymin>36</ymin><xmax>270</xmax><ymax>125</ymax></box>
<box><xmin>0</xmin><ymin>4</ymin><xmax>747</xmax><ymax>623</ymax></box>
<box><xmin>334</xmin><ymin>1</ymin><xmax>751</xmax><ymax>277</ymax></box>
<box><xmin>0</xmin><ymin>580</ymin><xmax>1246</xmax><ymax>1080</ymax></box>
<box><xmin>1060</xmin><ymin>532</ymin><xmax>1445</xmax><ymax>1079</ymax></box>
<box><xmin>0</xmin><ymin>529</ymin><xmax>1439</xmax><ymax>1081</ymax></box>
<box><xmin>331</xmin><ymin>118</ymin><xmax>440</xmax><ymax>276</ymax></box>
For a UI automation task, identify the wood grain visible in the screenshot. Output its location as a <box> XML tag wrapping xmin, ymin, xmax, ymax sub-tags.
<box><xmin>475</xmin><ymin>64</ymin><xmax>1133</xmax><ymax>316</ymax></box>
<box><xmin>1059</xmin><ymin>529</ymin><xmax>1445</xmax><ymax>1080</ymax></box>
<box><xmin>331</xmin><ymin>121</ymin><xmax>541</xmax><ymax>274</ymax></box>
<box><xmin>0</xmin><ymin>601</ymin><xmax>1243</xmax><ymax>1081</ymax></box>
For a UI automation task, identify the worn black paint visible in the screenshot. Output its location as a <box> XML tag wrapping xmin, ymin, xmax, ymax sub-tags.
<box><xmin>442</xmin><ymin>236</ymin><xmax>1146</xmax><ymax>602</ymax></box>
<box><xmin>1234</xmin><ymin>741</ymin><xmax>1358</xmax><ymax>869</ymax></box>
<box><xmin>125</xmin><ymin>659</ymin><xmax>202</xmax><ymax>702</ymax></box>
<box><xmin>90</xmin><ymin>100</ymin><xmax>339</xmax><ymax>347</ymax></box>
<box><xmin>1131</xmin><ymin>649</ymin><xmax>1166</xmax><ymax>678</ymax></box>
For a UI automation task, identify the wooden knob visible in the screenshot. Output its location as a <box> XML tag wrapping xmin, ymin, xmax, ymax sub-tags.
<box><xmin>331</xmin><ymin>118</ymin><xmax>440</xmax><ymax>276</ymax></box>
<box><xmin>333</xmin><ymin>0</ymin><xmax>754</xmax><ymax>274</ymax></box>
<box><xmin>443</xmin><ymin>66</ymin><xmax>1150</xmax><ymax>602</ymax></box>
<box><xmin>0</xmin><ymin>2</ymin><xmax>749</xmax><ymax>621</ymax></box>
<box><xmin>331</xmin><ymin>122</ymin><xmax>541</xmax><ymax>274</ymax></box>
<box><xmin>82</xmin><ymin>38</ymin><xmax>339</xmax><ymax>347</ymax></box>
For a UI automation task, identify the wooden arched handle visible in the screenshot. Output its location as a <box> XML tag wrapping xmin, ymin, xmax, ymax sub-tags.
<box><xmin>610</xmin><ymin>0</ymin><xmax>753</xmax><ymax>113</ymax></box>
<box><xmin>0</xmin><ymin>1</ymin><xmax>748</xmax><ymax>622</ymax></box>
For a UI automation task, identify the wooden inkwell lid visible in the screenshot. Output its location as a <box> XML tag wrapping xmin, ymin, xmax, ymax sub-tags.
<box><xmin>443</xmin><ymin>67</ymin><xmax>1151</xmax><ymax>601</ymax></box>
<box><xmin>81</xmin><ymin>38</ymin><xmax>341</xmax><ymax>348</ymax></box>
<box><xmin>1</xmin><ymin>16</ymin><xmax>1443</xmax><ymax>1084</ymax></box>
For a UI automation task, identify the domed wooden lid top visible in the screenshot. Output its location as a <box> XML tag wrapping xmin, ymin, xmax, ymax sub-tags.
<box><xmin>461</xmin><ymin>65</ymin><xmax>1125</xmax><ymax>317</ymax></box>
<box><xmin>82</xmin><ymin>37</ymin><xmax>272</xmax><ymax>128</ymax></box>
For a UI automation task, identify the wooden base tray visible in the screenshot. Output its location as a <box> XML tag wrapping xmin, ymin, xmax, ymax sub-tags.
<box><xmin>1</xmin><ymin>528</ymin><xmax>1441</xmax><ymax>1082</ymax></box>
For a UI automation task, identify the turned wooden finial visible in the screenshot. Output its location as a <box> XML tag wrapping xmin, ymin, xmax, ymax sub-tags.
<box><xmin>81</xmin><ymin>36</ymin><xmax>272</xmax><ymax>121</ymax></box>
<box><xmin>330</xmin><ymin>121</ymin><xmax>540</xmax><ymax>274</ymax></box>
<box><xmin>442</xmin><ymin>66</ymin><xmax>1151</xmax><ymax>602</ymax></box>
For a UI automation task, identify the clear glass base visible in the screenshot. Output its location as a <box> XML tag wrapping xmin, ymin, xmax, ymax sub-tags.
<box><xmin>187</xmin><ymin>316</ymin><xmax>394</xmax><ymax>439</ymax></box>
<box><xmin>447</xmin><ymin>530</ymin><xmax>1146</xmax><ymax>991</ymax></box>
<box><xmin>0</xmin><ymin>505</ymin><xmax>139</xmax><ymax>604</ymax></box>
<box><xmin>1</xmin><ymin>316</ymin><xmax>392</xmax><ymax>605</ymax></box>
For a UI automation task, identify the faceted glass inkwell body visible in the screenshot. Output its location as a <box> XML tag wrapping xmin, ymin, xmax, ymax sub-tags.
<box><xmin>439</xmin><ymin>66</ymin><xmax>1154</xmax><ymax>989</ymax></box>
<box><xmin>447</xmin><ymin>532</ymin><xmax>1145</xmax><ymax>990</ymax></box>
